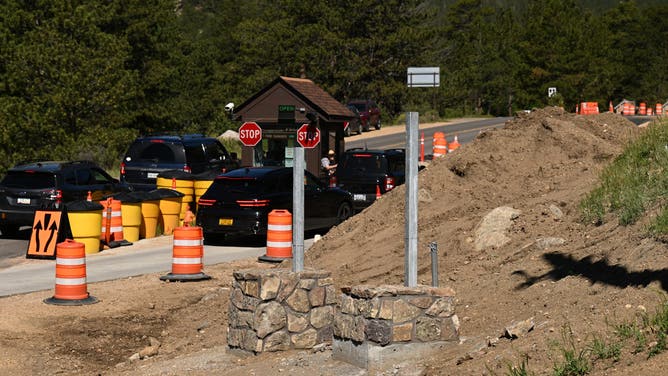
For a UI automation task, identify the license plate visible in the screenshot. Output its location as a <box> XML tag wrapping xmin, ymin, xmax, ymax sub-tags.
<box><xmin>147</xmin><ymin>172</ymin><xmax>159</xmax><ymax>179</ymax></box>
<box><xmin>17</xmin><ymin>197</ymin><xmax>30</xmax><ymax>204</ymax></box>
<box><xmin>219</xmin><ymin>218</ymin><xmax>233</xmax><ymax>226</ymax></box>
<box><xmin>353</xmin><ymin>194</ymin><xmax>366</xmax><ymax>201</ymax></box>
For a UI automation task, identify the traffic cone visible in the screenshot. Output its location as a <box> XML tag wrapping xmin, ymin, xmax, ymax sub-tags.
<box><xmin>609</xmin><ymin>101</ymin><xmax>614</xmax><ymax>113</ymax></box>
<box><xmin>448</xmin><ymin>135</ymin><xmax>461</xmax><ymax>152</ymax></box>
<box><xmin>86</xmin><ymin>191</ymin><xmax>92</xmax><ymax>202</ymax></box>
<box><xmin>376</xmin><ymin>182</ymin><xmax>381</xmax><ymax>199</ymax></box>
<box><xmin>183</xmin><ymin>205</ymin><xmax>195</xmax><ymax>227</ymax></box>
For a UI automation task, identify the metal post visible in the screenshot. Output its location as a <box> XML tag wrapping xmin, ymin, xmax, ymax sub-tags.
<box><xmin>405</xmin><ymin>112</ymin><xmax>419</xmax><ymax>287</ymax></box>
<box><xmin>429</xmin><ymin>241</ymin><xmax>438</xmax><ymax>287</ymax></box>
<box><xmin>292</xmin><ymin>146</ymin><xmax>304</xmax><ymax>272</ymax></box>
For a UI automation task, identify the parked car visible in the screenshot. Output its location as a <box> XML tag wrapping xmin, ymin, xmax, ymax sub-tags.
<box><xmin>120</xmin><ymin>134</ymin><xmax>239</xmax><ymax>191</ymax></box>
<box><xmin>347</xmin><ymin>99</ymin><xmax>381</xmax><ymax>130</ymax></box>
<box><xmin>335</xmin><ymin>148</ymin><xmax>406</xmax><ymax>211</ymax></box>
<box><xmin>196</xmin><ymin>167</ymin><xmax>354</xmax><ymax>242</ymax></box>
<box><xmin>0</xmin><ymin>160</ymin><xmax>131</xmax><ymax>236</ymax></box>
<box><xmin>344</xmin><ymin>104</ymin><xmax>364</xmax><ymax>136</ymax></box>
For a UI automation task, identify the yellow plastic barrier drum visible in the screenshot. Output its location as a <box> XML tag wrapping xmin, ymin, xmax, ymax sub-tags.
<box><xmin>66</xmin><ymin>200</ymin><xmax>103</xmax><ymax>254</ymax></box>
<box><xmin>157</xmin><ymin>171</ymin><xmax>195</xmax><ymax>225</ymax></box>
<box><xmin>154</xmin><ymin>188</ymin><xmax>184</xmax><ymax>235</ymax></box>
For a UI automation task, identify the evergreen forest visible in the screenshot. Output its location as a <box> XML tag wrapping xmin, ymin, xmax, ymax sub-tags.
<box><xmin>1</xmin><ymin>0</ymin><xmax>666</xmax><ymax>174</ymax></box>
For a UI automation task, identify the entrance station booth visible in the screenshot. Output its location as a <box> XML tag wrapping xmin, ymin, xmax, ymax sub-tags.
<box><xmin>233</xmin><ymin>76</ymin><xmax>354</xmax><ymax>178</ymax></box>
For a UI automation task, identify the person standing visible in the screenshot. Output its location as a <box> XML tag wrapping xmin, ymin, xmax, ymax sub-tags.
<box><xmin>321</xmin><ymin>149</ymin><xmax>337</xmax><ymax>176</ymax></box>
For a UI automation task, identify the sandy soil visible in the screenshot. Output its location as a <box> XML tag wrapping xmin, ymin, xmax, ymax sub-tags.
<box><xmin>1</xmin><ymin>108</ymin><xmax>667</xmax><ymax>375</ymax></box>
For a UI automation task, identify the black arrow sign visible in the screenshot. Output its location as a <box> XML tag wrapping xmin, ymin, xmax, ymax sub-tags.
<box><xmin>32</xmin><ymin>220</ymin><xmax>43</xmax><ymax>253</ymax></box>
<box><xmin>44</xmin><ymin>219</ymin><xmax>58</xmax><ymax>253</ymax></box>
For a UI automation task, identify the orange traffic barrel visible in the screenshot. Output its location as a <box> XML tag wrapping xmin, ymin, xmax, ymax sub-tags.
<box><xmin>638</xmin><ymin>102</ymin><xmax>646</xmax><ymax>115</ymax></box>
<box><xmin>160</xmin><ymin>225</ymin><xmax>211</xmax><ymax>281</ymax></box>
<box><xmin>623</xmin><ymin>102</ymin><xmax>634</xmax><ymax>115</ymax></box>
<box><xmin>109</xmin><ymin>192</ymin><xmax>143</xmax><ymax>243</ymax></box>
<box><xmin>44</xmin><ymin>240</ymin><xmax>98</xmax><ymax>305</ymax></box>
<box><xmin>656</xmin><ymin>103</ymin><xmax>663</xmax><ymax>116</ymax></box>
<box><xmin>100</xmin><ymin>198</ymin><xmax>124</xmax><ymax>245</ymax></box>
<box><xmin>432</xmin><ymin>132</ymin><xmax>447</xmax><ymax>158</ymax></box>
<box><xmin>448</xmin><ymin>135</ymin><xmax>461</xmax><ymax>152</ymax></box>
<box><xmin>258</xmin><ymin>209</ymin><xmax>292</xmax><ymax>262</ymax></box>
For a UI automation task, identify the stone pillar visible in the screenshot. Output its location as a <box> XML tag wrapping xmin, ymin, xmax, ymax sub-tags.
<box><xmin>228</xmin><ymin>268</ymin><xmax>337</xmax><ymax>353</ymax></box>
<box><xmin>332</xmin><ymin>284</ymin><xmax>459</xmax><ymax>370</ymax></box>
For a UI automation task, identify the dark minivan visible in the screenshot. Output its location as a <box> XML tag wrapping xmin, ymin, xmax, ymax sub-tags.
<box><xmin>120</xmin><ymin>134</ymin><xmax>239</xmax><ymax>191</ymax></box>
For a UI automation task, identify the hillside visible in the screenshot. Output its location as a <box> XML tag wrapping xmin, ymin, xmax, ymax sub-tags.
<box><xmin>0</xmin><ymin>107</ymin><xmax>667</xmax><ymax>375</ymax></box>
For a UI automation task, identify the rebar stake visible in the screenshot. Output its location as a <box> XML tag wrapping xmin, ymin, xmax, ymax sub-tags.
<box><xmin>429</xmin><ymin>241</ymin><xmax>438</xmax><ymax>287</ymax></box>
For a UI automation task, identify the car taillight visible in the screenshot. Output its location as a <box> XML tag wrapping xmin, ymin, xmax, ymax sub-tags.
<box><xmin>183</xmin><ymin>165</ymin><xmax>192</xmax><ymax>173</ymax></box>
<box><xmin>385</xmin><ymin>177</ymin><xmax>395</xmax><ymax>191</ymax></box>
<box><xmin>198</xmin><ymin>198</ymin><xmax>216</xmax><ymax>207</ymax></box>
<box><xmin>120</xmin><ymin>161</ymin><xmax>126</xmax><ymax>177</ymax></box>
<box><xmin>237</xmin><ymin>199</ymin><xmax>270</xmax><ymax>207</ymax></box>
<box><xmin>47</xmin><ymin>189</ymin><xmax>62</xmax><ymax>201</ymax></box>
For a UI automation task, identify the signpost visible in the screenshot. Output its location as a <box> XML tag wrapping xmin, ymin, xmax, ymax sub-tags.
<box><xmin>296</xmin><ymin>124</ymin><xmax>320</xmax><ymax>148</ymax></box>
<box><xmin>239</xmin><ymin>122</ymin><xmax>262</xmax><ymax>146</ymax></box>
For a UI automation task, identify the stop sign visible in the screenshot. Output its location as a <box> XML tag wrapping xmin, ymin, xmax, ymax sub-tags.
<box><xmin>239</xmin><ymin>122</ymin><xmax>262</xmax><ymax>146</ymax></box>
<box><xmin>296</xmin><ymin>124</ymin><xmax>320</xmax><ymax>148</ymax></box>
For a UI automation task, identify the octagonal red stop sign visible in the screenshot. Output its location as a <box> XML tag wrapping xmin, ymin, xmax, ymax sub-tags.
<box><xmin>239</xmin><ymin>122</ymin><xmax>262</xmax><ymax>146</ymax></box>
<box><xmin>296</xmin><ymin>124</ymin><xmax>320</xmax><ymax>148</ymax></box>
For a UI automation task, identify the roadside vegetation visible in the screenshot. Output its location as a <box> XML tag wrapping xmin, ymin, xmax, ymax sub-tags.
<box><xmin>497</xmin><ymin>298</ymin><xmax>668</xmax><ymax>375</ymax></box>
<box><xmin>1</xmin><ymin>1</ymin><xmax>666</xmax><ymax>175</ymax></box>
<box><xmin>580</xmin><ymin>118</ymin><xmax>668</xmax><ymax>237</ymax></box>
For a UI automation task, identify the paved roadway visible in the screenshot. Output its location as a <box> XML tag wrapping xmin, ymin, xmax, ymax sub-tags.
<box><xmin>0</xmin><ymin>233</ymin><xmax>318</xmax><ymax>297</ymax></box>
<box><xmin>346</xmin><ymin>117</ymin><xmax>511</xmax><ymax>152</ymax></box>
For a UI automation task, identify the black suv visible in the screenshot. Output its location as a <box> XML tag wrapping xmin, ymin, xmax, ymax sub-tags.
<box><xmin>120</xmin><ymin>134</ymin><xmax>239</xmax><ymax>191</ymax></box>
<box><xmin>0</xmin><ymin>160</ymin><xmax>131</xmax><ymax>235</ymax></box>
<box><xmin>335</xmin><ymin>148</ymin><xmax>406</xmax><ymax>211</ymax></box>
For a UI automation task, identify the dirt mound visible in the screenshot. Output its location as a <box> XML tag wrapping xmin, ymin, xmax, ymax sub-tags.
<box><xmin>2</xmin><ymin>108</ymin><xmax>667</xmax><ymax>375</ymax></box>
<box><xmin>303</xmin><ymin>107</ymin><xmax>668</xmax><ymax>374</ymax></box>
<box><xmin>306</xmin><ymin>107</ymin><xmax>639</xmax><ymax>287</ymax></box>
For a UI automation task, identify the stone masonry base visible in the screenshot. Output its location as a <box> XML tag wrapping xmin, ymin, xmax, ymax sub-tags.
<box><xmin>332</xmin><ymin>284</ymin><xmax>459</xmax><ymax>369</ymax></box>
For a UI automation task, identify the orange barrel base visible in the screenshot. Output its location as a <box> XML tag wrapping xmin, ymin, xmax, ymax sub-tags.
<box><xmin>44</xmin><ymin>240</ymin><xmax>98</xmax><ymax>306</ymax></box>
<box><xmin>259</xmin><ymin>209</ymin><xmax>293</xmax><ymax>263</ymax></box>
<box><xmin>160</xmin><ymin>226</ymin><xmax>211</xmax><ymax>282</ymax></box>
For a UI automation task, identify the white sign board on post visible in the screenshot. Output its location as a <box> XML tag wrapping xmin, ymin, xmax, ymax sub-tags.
<box><xmin>407</xmin><ymin>67</ymin><xmax>440</xmax><ymax>88</ymax></box>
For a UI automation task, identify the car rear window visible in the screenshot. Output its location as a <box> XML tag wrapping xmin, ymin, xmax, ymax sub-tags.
<box><xmin>1</xmin><ymin>171</ymin><xmax>56</xmax><ymax>189</ymax></box>
<box><xmin>127</xmin><ymin>141</ymin><xmax>181</xmax><ymax>163</ymax></box>
<box><xmin>206</xmin><ymin>177</ymin><xmax>266</xmax><ymax>198</ymax></box>
<box><xmin>340</xmin><ymin>154</ymin><xmax>388</xmax><ymax>173</ymax></box>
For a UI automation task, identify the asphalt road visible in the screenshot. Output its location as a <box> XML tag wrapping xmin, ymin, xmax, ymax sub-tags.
<box><xmin>346</xmin><ymin>117</ymin><xmax>511</xmax><ymax>152</ymax></box>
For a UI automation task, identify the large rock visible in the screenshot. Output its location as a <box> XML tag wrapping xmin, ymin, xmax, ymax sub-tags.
<box><xmin>474</xmin><ymin>206</ymin><xmax>521</xmax><ymax>251</ymax></box>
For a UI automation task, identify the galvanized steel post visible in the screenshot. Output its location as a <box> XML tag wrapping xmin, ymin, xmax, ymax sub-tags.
<box><xmin>405</xmin><ymin>112</ymin><xmax>419</xmax><ymax>287</ymax></box>
<box><xmin>292</xmin><ymin>146</ymin><xmax>305</xmax><ymax>272</ymax></box>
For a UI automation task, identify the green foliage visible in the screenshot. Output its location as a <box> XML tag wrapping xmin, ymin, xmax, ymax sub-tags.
<box><xmin>580</xmin><ymin>119</ymin><xmax>668</xmax><ymax>234</ymax></box>
<box><xmin>551</xmin><ymin>325</ymin><xmax>591</xmax><ymax>376</ymax></box>
<box><xmin>1</xmin><ymin>0</ymin><xmax>668</xmax><ymax>175</ymax></box>
<box><xmin>589</xmin><ymin>336</ymin><xmax>622</xmax><ymax>362</ymax></box>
